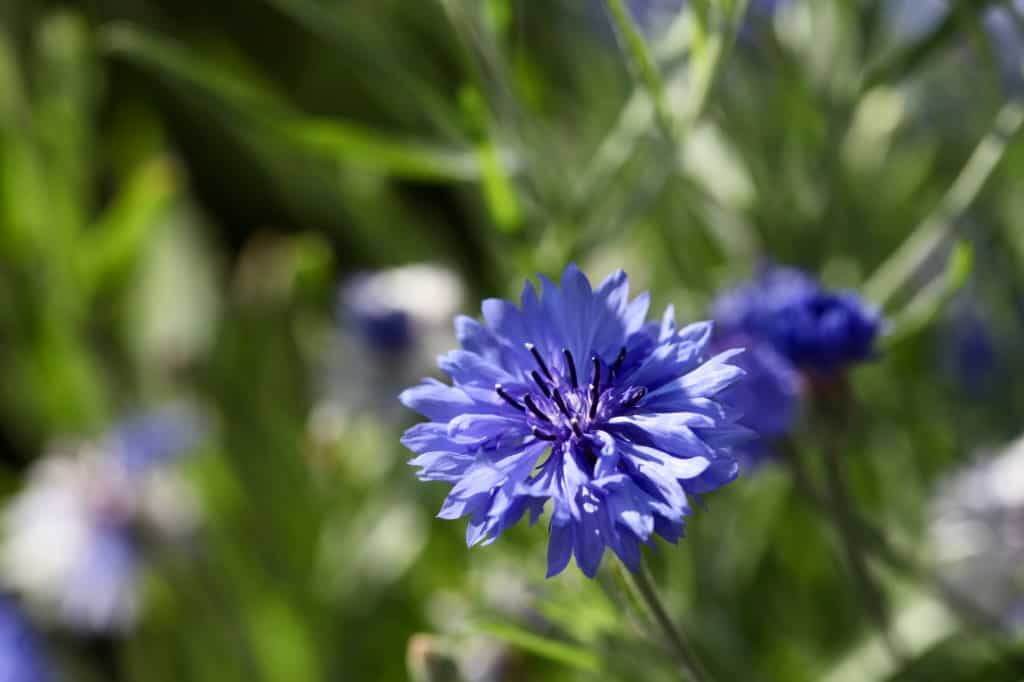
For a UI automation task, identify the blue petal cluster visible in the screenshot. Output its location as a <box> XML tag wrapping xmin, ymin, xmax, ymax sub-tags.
<box><xmin>338</xmin><ymin>265</ymin><xmax>464</xmax><ymax>356</ymax></box>
<box><xmin>341</xmin><ymin>273</ymin><xmax>415</xmax><ymax>353</ymax></box>
<box><xmin>0</xmin><ymin>597</ymin><xmax>52</xmax><ymax>682</ymax></box>
<box><xmin>983</xmin><ymin>2</ymin><xmax>1024</xmax><ymax>96</ymax></box>
<box><xmin>400</xmin><ymin>265</ymin><xmax>749</xmax><ymax>578</ymax></box>
<box><xmin>2</xmin><ymin>409</ymin><xmax>200</xmax><ymax>634</ymax></box>
<box><xmin>885</xmin><ymin>0</ymin><xmax>1024</xmax><ymax>94</ymax></box>
<box><xmin>627</xmin><ymin>0</ymin><xmax>787</xmax><ymax>35</ymax></box>
<box><xmin>712</xmin><ymin>334</ymin><xmax>801</xmax><ymax>468</ymax></box>
<box><xmin>107</xmin><ymin>409</ymin><xmax>203</xmax><ymax>474</ymax></box>
<box><xmin>713</xmin><ymin>265</ymin><xmax>881</xmax><ymax>372</ymax></box>
<box><xmin>940</xmin><ymin>296</ymin><xmax>998</xmax><ymax>396</ymax></box>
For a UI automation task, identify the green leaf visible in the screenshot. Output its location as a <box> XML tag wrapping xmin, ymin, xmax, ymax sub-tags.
<box><xmin>0</xmin><ymin>27</ymin><xmax>48</xmax><ymax>257</ymax></box>
<box><xmin>475</xmin><ymin>622</ymin><xmax>603</xmax><ymax>673</ymax></box>
<box><xmin>78</xmin><ymin>156</ymin><xmax>181</xmax><ymax>295</ymax></box>
<box><xmin>864</xmin><ymin>99</ymin><xmax>1024</xmax><ymax>307</ymax></box>
<box><xmin>100</xmin><ymin>23</ymin><xmax>489</xmax><ymax>182</ymax></box>
<box><xmin>883</xmin><ymin>241</ymin><xmax>973</xmax><ymax>348</ymax></box>
<box><xmin>260</xmin><ymin>0</ymin><xmax>463</xmax><ymax>134</ymax></box>
<box><xmin>822</xmin><ymin>593</ymin><xmax>959</xmax><ymax>682</ymax></box>
<box><xmin>33</xmin><ymin>11</ymin><xmax>97</xmax><ymax>240</ymax></box>
<box><xmin>283</xmin><ymin>118</ymin><xmax>483</xmax><ymax>182</ymax></box>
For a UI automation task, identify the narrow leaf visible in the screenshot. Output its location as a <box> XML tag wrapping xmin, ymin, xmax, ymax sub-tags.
<box><xmin>475</xmin><ymin>622</ymin><xmax>603</xmax><ymax>673</ymax></box>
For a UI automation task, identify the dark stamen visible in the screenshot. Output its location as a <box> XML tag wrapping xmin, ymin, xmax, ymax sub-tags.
<box><xmin>563</xmin><ymin>348</ymin><xmax>578</xmax><ymax>388</ymax></box>
<box><xmin>570</xmin><ymin>418</ymin><xmax>584</xmax><ymax>438</ymax></box>
<box><xmin>623</xmin><ymin>386</ymin><xmax>647</xmax><ymax>408</ymax></box>
<box><xmin>611</xmin><ymin>346</ymin><xmax>627</xmax><ymax>378</ymax></box>
<box><xmin>532</xmin><ymin>427</ymin><xmax>558</xmax><ymax>442</ymax></box>
<box><xmin>588</xmin><ymin>383</ymin><xmax>599</xmax><ymax>419</ymax></box>
<box><xmin>523</xmin><ymin>394</ymin><xmax>551</xmax><ymax>422</ymax></box>
<box><xmin>495</xmin><ymin>384</ymin><xmax>525</xmax><ymax>412</ymax></box>
<box><xmin>530</xmin><ymin>370</ymin><xmax>552</xmax><ymax>398</ymax></box>
<box><xmin>552</xmin><ymin>389</ymin><xmax>571</xmax><ymax>418</ymax></box>
<box><xmin>591</xmin><ymin>355</ymin><xmax>601</xmax><ymax>395</ymax></box>
<box><xmin>525</xmin><ymin>343</ymin><xmax>553</xmax><ymax>382</ymax></box>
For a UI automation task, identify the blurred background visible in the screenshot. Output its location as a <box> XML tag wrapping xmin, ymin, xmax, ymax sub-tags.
<box><xmin>2</xmin><ymin>0</ymin><xmax>1024</xmax><ymax>680</ymax></box>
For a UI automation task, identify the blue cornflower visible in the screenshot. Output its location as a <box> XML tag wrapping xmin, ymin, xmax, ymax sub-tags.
<box><xmin>625</xmin><ymin>0</ymin><xmax>788</xmax><ymax>41</ymax></box>
<box><xmin>108</xmin><ymin>409</ymin><xmax>204</xmax><ymax>474</ymax></box>
<box><xmin>339</xmin><ymin>265</ymin><xmax>464</xmax><ymax>355</ymax></box>
<box><xmin>982</xmin><ymin>1</ymin><xmax>1024</xmax><ymax>94</ymax></box>
<box><xmin>325</xmin><ymin>265</ymin><xmax>465</xmax><ymax>422</ymax></box>
<box><xmin>885</xmin><ymin>0</ymin><xmax>1024</xmax><ymax>94</ymax></box>
<box><xmin>400</xmin><ymin>265</ymin><xmax>749</xmax><ymax>578</ymax></box>
<box><xmin>940</xmin><ymin>295</ymin><xmax>998</xmax><ymax>396</ymax></box>
<box><xmin>0</xmin><ymin>597</ymin><xmax>52</xmax><ymax>682</ymax></box>
<box><xmin>2</xmin><ymin>409</ymin><xmax>201</xmax><ymax>633</ymax></box>
<box><xmin>713</xmin><ymin>264</ymin><xmax>882</xmax><ymax>373</ymax></box>
<box><xmin>712</xmin><ymin>334</ymin><xmax>802</xmax><ymax>468</ymax></box>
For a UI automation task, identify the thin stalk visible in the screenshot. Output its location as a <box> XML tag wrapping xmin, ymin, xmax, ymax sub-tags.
<box><xmin>820</xmin><ymin>439</ymin><xmax>903</xmax><ymax>660</ymax></box>
<box><xmin>604</xmin><ymin>0</ymin><xmax>679</xmax><ymax>142</ymax></box>
<box><xmin>629</xmin><ymin>564</ymin><xmax>714</xmax><ymax>682</ymax></box>
<box><xmin>864</xmin><ymin>99</ymin><xmax>1024</xmax><ymax>307</ymax></box>
<box><xmin>782</xmin><ymin>438</ymin><xmax>1022</xmax><ymax>646</ymax></box>
<box><xmin>579</xmin><ymin>0</ymin><xmax>743</xmax><ymax>209</ymax></box>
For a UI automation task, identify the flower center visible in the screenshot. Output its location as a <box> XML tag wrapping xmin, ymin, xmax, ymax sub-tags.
<box><xmin>494</xmin><ymin>344</ymin><xmax>646</xmax><ymax>445</ymax></box>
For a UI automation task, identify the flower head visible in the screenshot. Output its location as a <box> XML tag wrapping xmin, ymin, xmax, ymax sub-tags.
<box><xmin>0</xmin><ymin>597</ymin><xmax>52</xmax><ymax>682</ymax></box>
<box><xmin>884</xmin><ymin>0</ymin><xmax>1024</xmax><ymax>94</ymax></box>
<box><xmin>340</xmin><ymin>265</ymin><xmax>464</xmax><ymax>355</ymax></box>
<box><xmin>2</xmin><ymin>409</ymin><xmax>201</xmax><ymax>633</ymax></box>
<box><xmin>324</xmin><ymin>265</ymin><xmax>465</xmax><ymax>423</ymax></box>
<box><xmin>625</xmin><ymin>0</ymin><xmax>787</xmax><ymax>38</ymax></box>
<box><xmin>940</xmin><ymin>294</ymin><xmax>998</xmax><ymax>395</ymax></box>
<box><xmin>400</xmin><ymin>265</ymin><xmax>749</xmax><ymax>578</ymax></box>
<box><xmin>713</xmin><ymin>264</ymin><xmax>882</xmax><ymax>372</ymax></box>
<box><xmin>712</xmin><ymin>334</ymin><xmax>802</xmax><ymax>468</ymax></box>
<box><xmin>983</xmin><ymin>2</ymin><xmax>1024</xmax><ymax>95</ymax></box>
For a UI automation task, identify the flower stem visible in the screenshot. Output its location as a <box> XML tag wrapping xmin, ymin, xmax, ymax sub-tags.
<box><xmin>820</xmin><ymin>439</ymin><xmax>902</xmax><ymax>660</ymax></box>
<box><xmin>864</xmin><ymin>99</ymin><xmax>1024</xmax><ymax>308</ymax></box>
<box><xmin>603</xmin><ymin>0</ymin><xmax>678</xmax><ymax>143</ymax></box>
<box><xmin>629</xmin><ymin>564</ymin><xmax>713</xmax><ymax>682</ymax></box>
<box><xmin>781</xmin><ymin>437</ymin><xmax>1024</xmax><ymax>653</ymax></box>
<box><xmin>806</xmin><ymin>387</ymin><xmax>907</xmax><ymax>662</ymax></box>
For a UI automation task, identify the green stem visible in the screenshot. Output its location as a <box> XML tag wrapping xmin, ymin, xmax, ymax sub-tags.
<box><xmin>781</xmin><ymin>437</ymin><xmax>1024</xmax><ymax>674</ymax></box>
<box><xmin>820</xmin><ymin>438</ymin><xmax>902</xmax><ymax>660</ymax></box>
<box><xmin>629</xmin><ymin>564</ymin><xmax>713</xmax><ymax>682</ymax></box>
<box><xmin>781</xmin><ymin>438</ymin><xmax>1024</xmax><ymax>646</ymax></box>
<box><xmin>864</xmin><ymin>99</ymin><xmax>1024</xmax><ymax>307</ymax></box>
<box><xmin>604</xmin><ymin>0</ymin><xmax>678</xmax><ymax>142</ymax></box>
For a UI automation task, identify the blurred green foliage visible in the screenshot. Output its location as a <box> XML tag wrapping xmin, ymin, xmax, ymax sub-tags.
<box><xmin>3</xmin><ymin>1</ymin><xmax>1024</xmax><ymax>681</ymax></box>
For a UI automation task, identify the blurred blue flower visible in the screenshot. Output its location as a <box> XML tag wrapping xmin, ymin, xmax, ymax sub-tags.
<box><xmin>107</xmin><ymin>408</ymin><xmax>203</xmax><ymax>474</ymax></box>
<box><xmin>400</xmin><ymin>264</ymin><xmax>749</xmax><ymax>578</ymax></box>
<box><xmin>713</xmin><ymin>334</ymin><xmax>802</xmax><ymax>468</ymax></box>
<box><xmin>323</xmin><ymin>265</ymin><xmax>465</xmax><ymax>424</ymax></box>
<box><xmin>626</xmin><ymin>0</ymin><xmax>787</xmax><ymax>39</ymax></box>
<box><xmin>0</xmin><ymin>597</ymin><xmax>52</xmax><ymax>682</ymax></box>
<box><xmin>882</xmin><ymin>0</ymin><xmax>950</xmax><ymax>45</ymax></box>
<box><xmin>885</xmin><ymin>0</ymin><xmax>1024</xmax><ymax>93</ymax></box>
<box><xmin>713</xmin><ymin>264</ymin><xmax>882</xmax><ymax>373</ymax></box>
<box><xmin>627</xmin><ymin>0</ymin><xmax>684</xmax><ymax>34</ymax></box>
<box><xmin>340</xmin><ymin>265</ymin><xmax>464</xmax><ymax>355</ymax></box>
<box><xmin>982</xmin><ymin>1</ymin><xmax>1024</xmax><ymax>93</ymax></box>
<box><xmin>2</xmin><ymin>409</ymin><xmax>201</xmax><ymax>633</ymax></box>
<box><xmin>940</xmin><ymin>296</ymin><xmax>998</xmax><ymax>395</ymax></box>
